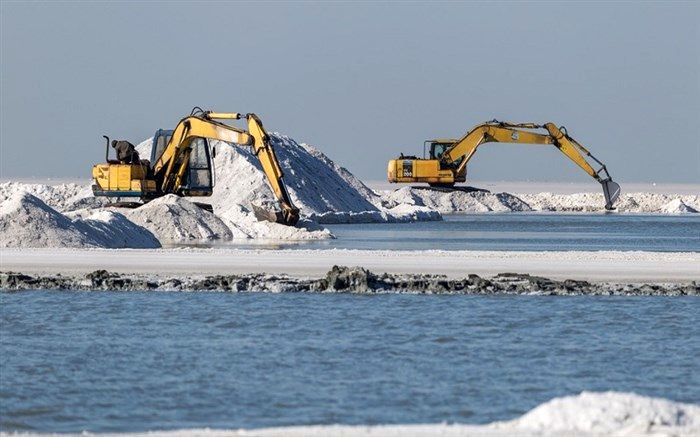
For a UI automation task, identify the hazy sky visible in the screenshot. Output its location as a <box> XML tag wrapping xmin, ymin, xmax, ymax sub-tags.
<box><xmin>1</xmin><ymin>1</ymin><xmax>698</xmax><ymax>183</ymax></box>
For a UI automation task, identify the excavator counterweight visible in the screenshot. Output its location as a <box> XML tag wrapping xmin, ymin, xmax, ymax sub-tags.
<box><xmin>91</xmin><ymin>108</ymin><xmax>300</xmax><ymax>226</ymax></box>
<box><xmin>388</xmin><ymin>120</ymin><xmax>620</xmax><ymax>210</ymax></box>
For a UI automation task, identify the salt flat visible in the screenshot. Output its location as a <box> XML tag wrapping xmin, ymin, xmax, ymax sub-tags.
<box><xmin>1</xmin><ymin>248</ymin><xmax>697</xmax><ymax>282</ymax></box>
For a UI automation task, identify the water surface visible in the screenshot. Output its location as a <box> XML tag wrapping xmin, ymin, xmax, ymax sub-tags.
<box><xmin>196</xmin><ymin>213</ymin><xmax>700</xmax><ymax>252</ymax></box>
<box><xmin>2</xmin><ymin>291</ymin><xmax>698</xmax><ymax>432</ymax></box>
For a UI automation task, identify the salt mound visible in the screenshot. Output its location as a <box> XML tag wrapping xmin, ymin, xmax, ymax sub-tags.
<box><xmin>520</xmin><ymin>192</ymin><xmax>700</xmax><ymax>213</ymax></box>
<box><xmin>377</xmin><ymin>188</ymin><xmax>699</xmax><ymax>214</ymax></box>
<box><xmin>123</xmin><ymin>195</ymin><xmax>329</xmax><ymax>243</ymax></box>
<box><xmin>137</xmin><ymin>134</ymin><xmax>431</xmax><ymax>225</ymax></box>
<box><xmin>0</xmin><ymin>192</ymin><xmax>94</xmax><ymax>248</ymax></box>
<box><xmin>381</xmin><ymin>187</ymin><xmax>532</xmax><ymax>213</ymax></box>
<box><xmin>74</xmin><ymin>210</ymin><xmax>161</xmax><ymax>248</ymax></box>
<box><xmin>505</xmin><ymin>391</ymin><xmax>700</xmax><ymax>435</ymax></box>
<box><xmin>215</xmin><ymin>203</ymin><xmax>333</xmax><ymax>240</ymax></box>
<box><xmin>0</xmin><ymin>181</ymin><xmax>94</xmax><ymax>211</ymax></box>
<box><xmin>124</xmin><ymin>195</ymin><xmax>236</xmax><ymax>243</ymax></box>
<box><xmin>0</xmin><ymin>192</ymin><xmax>160</xmax><ymax>248</ymax></box>
<box><xmin>660</xmin><ymin>198</ymin><xmax>698</xmax><ymax>214</ymax></box>
<box><xmin>206</xmin><ymin>135</ymin><xmax>382</xmax><ymax>215</ymax></box>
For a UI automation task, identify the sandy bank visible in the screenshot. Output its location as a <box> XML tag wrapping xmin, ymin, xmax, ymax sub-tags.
<box><xmin>1</xmin><ymin>248</ymin><xmax>697</xmax><ymax>282</ymax></box>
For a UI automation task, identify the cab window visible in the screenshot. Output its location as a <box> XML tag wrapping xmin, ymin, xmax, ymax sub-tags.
<box><xmin>430</xmin><ymin>143</ymin><xmax>452</xmax><ymax>159</ymax></box>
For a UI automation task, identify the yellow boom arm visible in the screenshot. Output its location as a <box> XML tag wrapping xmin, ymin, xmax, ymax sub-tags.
<box><xmin>153</xmin><ymin>110</ymin><xmax>300</xmax><ymax>226</ymax></box>
<box><xmin>444</xmin><ymin>121</ymin><xmax>598</xmax><ymax>180</ymax></box>
<box><xmin>438</xmin><ymin>120</ymin><xmax>620</xmax><ymax>209</ymax></box>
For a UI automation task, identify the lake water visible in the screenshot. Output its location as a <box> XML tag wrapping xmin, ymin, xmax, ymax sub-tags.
<box><xmin>2</xmin><ymin>291</ymin><xmax>698</xmax><ymax>433</ymax></box>
<box><xmin>199</xmin><ymin>213</ymin><xmax>700</xmax><ymax>252</ymax></box>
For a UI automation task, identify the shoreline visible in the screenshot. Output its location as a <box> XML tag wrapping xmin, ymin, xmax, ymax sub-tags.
<box><xmin>2</xmin><ymin>266</ymin><xmax>698</xmax><ymax>295</ymax></box>
<box><xmin>1</xmin><ymin>248</ymin><xmax>698</xmax><ymax>283</ymax></box>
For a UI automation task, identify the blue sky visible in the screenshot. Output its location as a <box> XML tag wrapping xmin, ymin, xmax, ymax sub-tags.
<box><xmin>1</xmin><ymin>1</ymin><xmax>698</xmax><ymax>182</ymax></box>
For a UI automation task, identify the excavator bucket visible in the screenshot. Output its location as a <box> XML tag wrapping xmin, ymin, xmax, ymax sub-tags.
<box><xmin>252</xmin><ymin>204</ymin><xmax>300</xmax><ymax>226</ymax></box>
<box><xmin>601</xmin><ymin>179</ymin><xmax>621</xmax><ymax>211</ymax></box>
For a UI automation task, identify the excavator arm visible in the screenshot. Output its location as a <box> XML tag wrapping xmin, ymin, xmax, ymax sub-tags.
<box><xmin>440</xmin><ymin>120</ymin><xmax>620</xmax><ymax>210</ymax></box>
<box><xmin>151</xmin><ymin>110</ymin><xmax>300</xmax><ymax>226</ymax></box>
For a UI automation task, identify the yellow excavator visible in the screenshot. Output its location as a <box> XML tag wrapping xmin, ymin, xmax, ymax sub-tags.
<box><xmin>92</xmin><ymin>108</ymin><xmax>300</xmax><ymax>226</ymax></box>
<box><xmin>387</xmin><ymin>120</ymin><xmax>621</xmax><ymax>210</ymax></box>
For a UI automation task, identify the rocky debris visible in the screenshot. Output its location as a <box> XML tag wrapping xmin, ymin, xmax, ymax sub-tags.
<box><xmin>2</xmin><ymin>266</ymin><xmax>698</xmax><ymax>295</ymax></box>
<box><xmin>315</xmin><ymin>265</ymin><xmax>379</xmax><ymax>292</ymax></box>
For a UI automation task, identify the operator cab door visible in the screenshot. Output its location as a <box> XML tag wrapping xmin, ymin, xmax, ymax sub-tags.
<box><xmin>429</xmin><ymin>142</ymin><xmax>452</xmax><ymax>160</ymax></box>
<box><xmin>429</xmin><ymin>141</ymin><xmax>463</xmax><ymax>169</ymax></box>
<box><xmin>151</xmin><ymin>129</ymin><xmax>174</xmax><ymax>164</ymax></box>
<box><xmin>183</xmin><ymin>137</ymin><xmax>214</xmax><ymax>195</ymax></box>
<box><xmin>151</xmin><ymin>130</ymin><xmax>215</xmax><ymax>196</ymax></box>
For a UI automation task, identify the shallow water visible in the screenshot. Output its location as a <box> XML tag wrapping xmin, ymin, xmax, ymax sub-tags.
<box><xmin>323</xmin><ymin>213</ymin><xmax>700</xmax><ymax>251</ymax></box>
<box><xmin>196</xmin><ymin>213</ymin><xmax>700</xmax><ymax>252</ymax></box>
<box><xmin>1</xmin><ymin>292</ymin><xmax>698</xmax><ymax>432</ymax></box>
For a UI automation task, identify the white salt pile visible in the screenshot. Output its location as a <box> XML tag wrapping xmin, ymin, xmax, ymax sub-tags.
<box><xmin>160</xmin><ymin>135</ymin><xmax>440</xmax><ymax>224</ymax></box>
<box><xmin>0</xmin><ymin>192</ymin><xmax>93</xmax><ymax>248</ymax></box>
<box><xmin>378</xmin><ymin>186</ymin><xmax>700</xmax><ymax>214</ymax></box>
<box><xmin>660</xmin><ymin>198</ymin><xmax>698</xmax><ymax>214</ymax></box>
<box><xmin>94</xmin><ymin>391</ymin><xmax>700</xmax><ymax>436</ymax></box>
<box><xmin>503</xmin><ymin>391</ymin><xmax>700</xmax><ymax>435</ymax></box>
<box><xmin>0</xmin><ymin>192</ymin><xmax>159</xmax><ymax>249</ymax></box>
<box><xmin>71</xmin><ymin>209</ymin><xmax>162</xmax><ymax>249</ymax></box>
<box><xmin>123</xmin><ymin>195</ymin><xmax>235</xmax><ymax>243</ymax></box>
<box><xmin>139</xmin><ymin>134</ymin><xmax>435</xmax><ymax>242</ymax></box>
<box><xmin>382</xmin><ymin>187</ymin><xmax>532</xmax><ymax>213</ymax></box>
<box><xmin>0</xmin><ymin>181</ymin><xmax>93</xmax><ymax>211</ymax></box>
<box><xmin>519</xmin><ymin>191</ymin><xmax>700</xmax><ymax>213</ymax></box>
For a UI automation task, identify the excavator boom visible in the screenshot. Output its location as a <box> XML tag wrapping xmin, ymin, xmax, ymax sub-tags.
<box><xmin>388</xmin><ymin>120</ymin><xmax>620</xmax><ymax>210</ymax></box>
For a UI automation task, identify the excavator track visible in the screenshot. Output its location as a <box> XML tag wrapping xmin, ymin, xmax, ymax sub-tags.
<box><xmin>106</xmin><ymin>200</ymin><xmax>214</xmax><ymax>213</ymax></box>
<box><xmin>411</xmin><ymin>185</ymin><xmax>490</xmax><ymax>194</ymax></box>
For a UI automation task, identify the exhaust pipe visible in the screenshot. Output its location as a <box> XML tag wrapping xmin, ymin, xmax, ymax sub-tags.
<box><xmin>103</xmin><ymin>135</ymin><xmax>110</xmax><ymax>161</ymax></box>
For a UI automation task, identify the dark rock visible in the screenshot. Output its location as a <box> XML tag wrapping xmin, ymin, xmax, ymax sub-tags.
<box><xmin>321</xmin><ymin>265</ymin><xmax>376</xmax><ymax>292</ymax></box>
<box><xmin>86</xmin><ymin>270</ymin><xmax>113</xmax><ymax>287</ymax></box>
